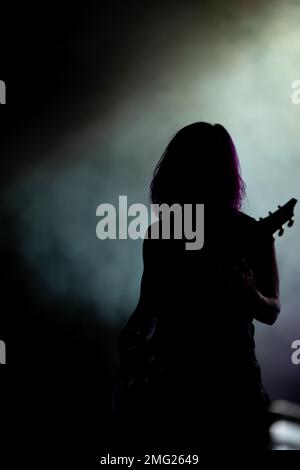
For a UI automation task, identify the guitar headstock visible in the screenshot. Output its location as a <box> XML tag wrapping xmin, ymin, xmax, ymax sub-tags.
<box><xmin>257</xmin><ymin>198</ymin><xmax>297</xmax><ymax>238</ymax></box>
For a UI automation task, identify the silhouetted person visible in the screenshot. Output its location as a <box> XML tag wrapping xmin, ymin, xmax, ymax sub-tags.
<box><xmin>113</xmin><ymin>122</ymin><xmax>280</xmax><ymax>452</ymax></box>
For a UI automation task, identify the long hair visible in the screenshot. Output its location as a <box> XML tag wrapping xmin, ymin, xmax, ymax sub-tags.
<box><xmin>150</xmin><ymin>122</ymin><xmax>246</xmax><ymax>210</ymax></box>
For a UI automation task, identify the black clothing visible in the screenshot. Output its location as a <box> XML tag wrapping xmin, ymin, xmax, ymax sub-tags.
<box><xmin>114</xmin><ymin>208</ymin><xmax>272</xmax><ymax>450</ymax></box>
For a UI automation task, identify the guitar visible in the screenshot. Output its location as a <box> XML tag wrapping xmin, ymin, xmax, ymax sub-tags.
<box><xmin>256</xmin><ymin>198</ymin><xmax>297</xmax><ymax>238</ymax></box>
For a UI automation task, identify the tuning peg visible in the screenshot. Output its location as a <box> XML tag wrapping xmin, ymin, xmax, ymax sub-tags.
<box><xmin>278</xmin><ymin>226</ymin><xmax>284</xmax><ymax>236</ymax></box>
<box><xmin>288</xmin><ymin>217</ymin><xmax>294</xmax><ymax>227</ymax></box>
<box><xmin>269</xmin><ymin>211</ymin><xmax>273</xmax><ymax>215</ymax></box>
<box><xmin>259</xmin><ymin>217</ymin><xmax>263</xmax><ymax>221</ymax></box>
<box><xmin>278</xmin><ymin>205</ymin><xmax>282</xmax><ymax>209</ymax></box>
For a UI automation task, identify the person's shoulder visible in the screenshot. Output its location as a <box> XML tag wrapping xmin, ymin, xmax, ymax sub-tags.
<box><xmin>143</xmin><ymin>219</ymin><xmax>182</xmax><ymax>258</ymax></box>
<box><xmin>143</xmin><ymin>220</ymin><xmax>161</xmax><ymax>250</ymax></box>
<box><xmin>229</xmin><ymin>209</ymin><xmax>259</xmax><ymax>237</ymax></box>
<box><xmin>144</xmin><ymin>220</ymin><xmax>161</xmax><ymax>239</ymax></box>
<box><xmin>234</xmin><ymin>210</ymin><xmax>256</xmax><ymax>225</ymax></box>
<box><xmin>142</xmin><ymin>220</ymin><xmax>162</xmax><ymax>258</ymax></box>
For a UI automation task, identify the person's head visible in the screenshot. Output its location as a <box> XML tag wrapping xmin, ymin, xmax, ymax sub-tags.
<box><xmin>150</xmin><ymin>122</ymin><xmax>245</xmax><ymax>210</ymax></box>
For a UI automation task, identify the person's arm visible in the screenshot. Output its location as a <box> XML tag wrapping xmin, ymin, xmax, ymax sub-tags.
<box><xmin>252</xmin><ymin>241</ymin><xmax>281</xmax><ymax>325</ymax></box>
<box><xmin>239</xmin><ymin>241</ymin><xmax>281</xmax><ymax>325</ymax></box>
<box><xmin>252</xmin><ymin>291</ymin><xmax>280</xmax><ymax>325</ymax></box>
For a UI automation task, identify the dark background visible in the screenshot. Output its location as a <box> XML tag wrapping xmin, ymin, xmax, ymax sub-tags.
<box><xmin>1</xmin><ymin>0</ymin><xmax>299</xmax><ymax>463</ymax></box>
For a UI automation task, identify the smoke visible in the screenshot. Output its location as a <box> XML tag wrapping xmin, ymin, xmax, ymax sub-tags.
<box><xmin>2</xmin><ymin>0</ymin><xmax>300</xmax><ymax>400</ymax></box>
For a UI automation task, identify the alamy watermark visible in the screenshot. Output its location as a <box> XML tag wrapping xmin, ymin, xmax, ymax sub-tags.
<box><xmin>291</xmin><ymin>339</ymin><xmax>300</xmax><ymax>365</ymax></box>
<box><xmin>0</xmin><ymin>340</ymin><xmax>6</xmax><ymax>364</ymax></box>
<box><xmin>0</xmin><ymin>80</ymin><xmax>6</xmax><ymax>104</ymax></box>
<box><xmin>96</xmin><ymin>196</ymin><xmax>204</xmax><ymax>250</ymax></box>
